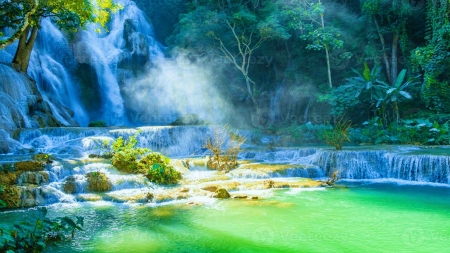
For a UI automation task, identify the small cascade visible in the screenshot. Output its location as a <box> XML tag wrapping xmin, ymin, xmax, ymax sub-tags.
<box><xmin>13</xmin><ymin>126</ymin><xmax>216</xmax><ymax>157</ymax></box>
<box><xmin>240</xmin><ymin>148</ymin><xmax>450</xmax><ymax>184</ymax></box>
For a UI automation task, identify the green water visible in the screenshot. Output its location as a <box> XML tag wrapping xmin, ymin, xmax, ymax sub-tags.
<box><xmin>2</xmin><ymin>182</ymin><xmax>450</xmax><ymax>252</ymax></box>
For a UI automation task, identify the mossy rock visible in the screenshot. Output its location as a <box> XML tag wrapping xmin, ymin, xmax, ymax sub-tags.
<box><xmin>0</xmin><ymin>185</ymin><xmax>21</xmax><ymax>208</ymax></box>
<box><xmin>33</xmin><ymin>153</ymin><xmax>53</xmax><ymax>164</ymax></box>
<box><xmin>17</xmin><ymin>171</ymin><xmax>49</xmax><ymax>185</ymax></box>
<box><xmin>112</xmin><ymin>156</ymin><xmax>137</xmax><ymax>174</ymax></box>
<box><xmin>14</xmin><ymin>161</ymin><xmax>45</xmax><ymax>172</ymax></box>
<box><xmin>86</xmin><ymin>172</ymin><xmax>112</xmax><ymax>192</ymax></box>
<box><xmin>169</xmin><ymin>113</ymin><xmax>208</xmax><ymax>126</ymax></box>
<box><xmin>214</xmin><ymin>188</ymin><xmax>230</xmax><ymax>199</ymax></box>
<box><xmin>0</xmin><ymin>171</ymin><xmax>17</xmax><ymax>185</ymax></box>
<box><xmin>88</xmin><ymin>121</ymin><xmax>107</xmax><ymax>127</ymax></box>
<box><xmin>63</xmin><ymin>176</ymin><xmax>77</xmax><ymax>194</ymax></box>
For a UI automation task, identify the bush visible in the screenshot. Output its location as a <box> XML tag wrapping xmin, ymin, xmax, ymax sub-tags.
<box><xmin>111</xmin><ymin>136</ymin><xmax>150</xmax><ymax>173</ymax></box>
<box><xmin>319</xmin><ymin>118</ymin><xmax>352</xmax><ymax>150</ymax></box>
<box><xmin>110</xmin><ymin>135</ymin><xmax>181</xmax><ymax>184</ymax></box>
<box><xmin>86</xmin><ymin>172</ymin><xmax>112</xmax><ymax>192</ymax></box>
<box><xmin>88</xmin><ymin>121</ymin><xmax>107</xmax><ymax>127</ymax></box>
<box><xmin>204</xmin><ymin>127</ymin><xmax>245</xmax><ymax>172</ymax></box>
<box><xmin>139</xmin><ymin>153</ymin><xmax>181</xmax><ymax>184</ymax></box>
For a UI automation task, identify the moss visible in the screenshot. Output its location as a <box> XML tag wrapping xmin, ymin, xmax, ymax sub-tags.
<box><xmin>39</xmin><ymin>172</ymin><xmax>49</xmax><ymax>183</ymax></box>
<box><xmin>0</xmin><ymin>171</ymin><xmax>17</xmax><ymax>185</ymax></box>
<box><xmin>215</xmin><ymin>188</ymin><xmax>230</xmax><ymax>199</ymax></box>
<box><xmin>63</xmin><ymin>176</ymin><xmax>76</xmax><ymax>194</ymax></box>
<box><xmin>0</xmin><ymin>185</ymin><xmax>21</xmax><ymax>208</ymax></box>
<box><xmin>86</xmin><ymin>172</ymin><xmax>112</xmax><ymax>192</ymax></box>
<box><xmin>14</xmin><ymin>161</ymin><xmax>45</xmax><ymax>172</ymax></box>
<box><xmin>33</xmin><ymin>153</ymin><xmax>53</xmax><ymax>164</ymax></box>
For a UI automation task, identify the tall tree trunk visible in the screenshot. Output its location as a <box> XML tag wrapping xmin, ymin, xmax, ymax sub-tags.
<box><xmin>391</xmin><ymin>33</ymin><xmax>399</xmax><ymax>84</ymax></box>
<box><xmin>373</xmin><ymin>16</ymin><xmax>392</xmax><ymax>84</ymax></box>
<box><xmin>12</xmin><ymin>20</ymin><xmax>40</xmax><ymax>72</ymax></box>
<box><xmin>321</xmin><ymin>14</ymin><xmax>333</xmax><ymax>88</ymax></box>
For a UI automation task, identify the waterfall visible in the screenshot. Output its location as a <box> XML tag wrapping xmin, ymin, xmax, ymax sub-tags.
<box><xmin>72</xmin><ymin>0</ymin><xmax>163</xmax><ymax>126</ymax></box>
<box><xmin>29</xmin><ymin>18</ymin><xmax>89</xmax><ymax>126</ymax></box>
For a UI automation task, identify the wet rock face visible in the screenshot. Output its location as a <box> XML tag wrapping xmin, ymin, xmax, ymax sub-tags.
<box><xmin>0</xmin><ymin>64</ymin><xmax>78</xmax><ymax>135</ymax></box>
<box><xmin>119</xmin><ymin>19</ymin><xmax>150</xmax><ymax>72</ymax></box>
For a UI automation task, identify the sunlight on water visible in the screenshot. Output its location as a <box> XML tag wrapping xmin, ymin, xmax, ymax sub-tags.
<box><xmin>2</xmin><ymin>182</ymin><xmax>448</xmax><ymax>253</ymax></box>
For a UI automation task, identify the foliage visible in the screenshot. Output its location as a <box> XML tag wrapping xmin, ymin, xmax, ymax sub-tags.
<box><xmin>375</xmin><ymin>69</ymin><xmax>419</xmax><ymax>124</ymax></box>
<box><xmin>204</xmin><ymin>126</ymin><xmax>245</xmax><ymax>172</ymax></box>
<box><xmin>320</xmin><ymin>117</ymin><xmax>352</xmax><ymax>150</ymax></box>
<box><xmin>0</xmin><ymin>185</ymin><xmax>6</xmax><ymax>208</ymax></box>
<box><xmin>88</xmin><ymin>121</ymin><xmax>107</xmax><ymax>127</ymax></box>
<box><xmin>92</xmin><ymin>139</ymin><xmax>113</xmax><ymax>158</ymax></box>
<box><xmin>273</xmin><ymin>122</ymin><xmax>329</xmax><ymax>144</ymax></box>
<box><xmin>411</xmin><ymin>0</ymin><xmax>450</xmax><ymax>113</ymax></box>
<box><xmin>169</xmin><ymin>0</ymin><xmax>291</xmax><ymax>109</ymax></box>
<box><xmin>86</xmin><ymin>171</ymin><xmax>111</xmax><ymax>192</ymax></box>
<box><xmin>0</xmin><ymin>207</ymin><xmax>83</xmax><ymax>253</ymax></box>
<box><xmin>111</xmin><ymin>135</ymin><xmax>150</xmax><ymax>173</ymax></box>
<box><xmin>139</xmin><ymin>153</ymin><xmax>181</xmax><ymax>184</ymax></box>
<box><xmin>109</xmin><ymin>135</ymin><xmax>181</xmax><ymax>184</ymax></box>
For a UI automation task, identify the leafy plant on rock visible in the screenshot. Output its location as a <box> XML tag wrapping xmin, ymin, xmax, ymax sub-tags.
<box><xmin>139</xmin><ymin>153</ymin><xmax>181</xmax><ymax>185</ymax></box>
<box><xmin>111</xmin><ymin>135</ymin><xmax>150</xmax><ymax>173</ymax></box>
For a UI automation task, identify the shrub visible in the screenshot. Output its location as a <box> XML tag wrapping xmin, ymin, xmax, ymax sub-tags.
<box><xmin>320</xmin><ymin>117</ymin><xmax>352</xmax><ymax>150</ymax></box>
<box><xmin>111</xmin><ymin>136</ymin><xmax>150</xmax><ymax>173</ymax></box>
<box><xmin>139</xmin><ymin>153</ymin><xmax>181</xmax><ymax>184</ymax></box>
<box><xmin>86</xmin><ymin>172</ymin><xmax>112</xmax><ymax>192</ymax></box>
<box><xmin>204</xmin><ymin>127</ymin><xmax>245</xmax><ymax>172</ymax></box>
<box><xmin>109</xmin><ymin>135</ymin><xmax>181</xmax><ymax>184</ymax></box>
<box><xmin>88</xmin><ymin>121</ymin><xmax>107</xmax><ymax>127</ymax></box>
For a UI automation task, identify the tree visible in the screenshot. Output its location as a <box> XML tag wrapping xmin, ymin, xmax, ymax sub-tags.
<box><xmin>375</xmin><ymin>69</ymin><xmax>418</xmax><ymax>124</ymax></box>
<box><xmin>361</xmin><ymin>0</ymin><xmax>418</xmax><ymax>85</ymax></box>
<box><xmin>411</xmin><ymin>0</ymin><xmax>450</xmax><ymax>113</ymax></box>
<box><xmin>278</xmin><ymin>0</ymin><xmax>345</xmax><ymax>88</ymax></box>
<box><xmin>168</xmin><ymin>0</ymin><xmax>290</xmax><ymax>114</ymax></box>
<box><xmin>0</xmin><ymin>0</ymin><xmax>120</xmax><ymax>72</ymax></box>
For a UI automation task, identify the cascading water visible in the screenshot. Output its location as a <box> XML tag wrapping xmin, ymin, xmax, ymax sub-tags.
<box><xmin>0</xmin><ymin>20</ymin><xmax>88</xmax><ymax>129</ymax></box>
<box><xmin>28</xmin><ymin>18</ymin><xmax>89</xmax><ymax>126</ymax></box>
<box><xmin>72</xmin><ymin>0</ymin><xmax>163</xmax><ymax>126</ymax></box>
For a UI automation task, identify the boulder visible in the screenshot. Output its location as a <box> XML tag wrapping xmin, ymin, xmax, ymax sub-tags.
<box><xmin>214</xmin><ymin>188</ymin><xmax>230</xmax><ymax>199</ymax></box>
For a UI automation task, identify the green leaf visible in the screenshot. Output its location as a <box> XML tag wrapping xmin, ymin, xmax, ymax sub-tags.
<box><xmin>395</xmin><ymin>69</ymin><xmax>407</xmax><ymax>88</ymax></box>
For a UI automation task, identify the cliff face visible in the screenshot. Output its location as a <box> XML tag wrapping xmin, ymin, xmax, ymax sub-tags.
<box><xmin>0</xmin><ymin>63</ymin><xmax>78</xmax><ymax>135</ymax></box>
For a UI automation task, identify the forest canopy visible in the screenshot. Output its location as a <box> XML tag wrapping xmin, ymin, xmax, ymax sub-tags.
<box><xmin>166</xmin><ymin>0</ymin><xmax>450</xmax><ymax>144</ymax></box>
